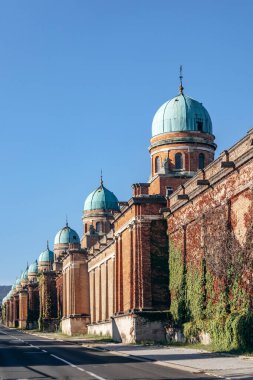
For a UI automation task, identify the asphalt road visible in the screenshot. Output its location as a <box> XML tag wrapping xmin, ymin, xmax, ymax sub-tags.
<box><xmin>0</xmin><ymin>325</ymin><xmax>217</xmax><ymax>380</ymax></box>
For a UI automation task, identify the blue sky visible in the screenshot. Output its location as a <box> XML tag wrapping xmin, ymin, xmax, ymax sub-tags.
<box><xmin>1</xmin><ymin>0</ymin><xmax>253</xmax><ymax>284</ymax></box>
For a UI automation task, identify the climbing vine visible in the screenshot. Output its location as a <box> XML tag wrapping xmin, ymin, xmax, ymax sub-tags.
<box><xmin>169</xmin><ymin>203</ymin><xmax>253</xmax><ymax>351</ymax></box>
<box><xmin>168</xmin><ymin>241</ymin><xmax>185</xmax><ymax>324</ymax></box>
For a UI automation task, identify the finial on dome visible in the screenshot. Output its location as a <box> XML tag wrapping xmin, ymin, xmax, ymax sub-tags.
<box><xmin>179</xmin><ymin>65</ymin><xmax>184</xmax><ymax>94</ymax></box>
<box><xmin>66</xmin><ymin>214</ymin><xmax>68</xmax><ymax>227</ymax></box>
<box><xmin>100</xmin><ymin>169</ymin><xmax>103</xmax><ymax>187</ymax></box>
<box><xmin>47</xmin><ymin>240</ymin><xmax>49</xmax><ymax>250</ymax></box>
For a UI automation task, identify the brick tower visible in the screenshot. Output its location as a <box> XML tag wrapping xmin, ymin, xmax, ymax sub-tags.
<box><xmin>149</xmin><ymin>71</ymin><xmax>216</xmax><ymax>196</ymax></box>
<box><xmin>82</xmin><ymin>176</ymin><xmax>120</xmax><ymax>250</ymax></box>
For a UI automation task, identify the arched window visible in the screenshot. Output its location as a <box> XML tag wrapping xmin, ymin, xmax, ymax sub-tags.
<box><xmin>96</xmin><ymin>222</ymin><xmax>102</xmax><ymax>233</ymax></box>
<box><xmin>155</xmin><ymin>156</ymin><xmax>160</xmax><ymax>173</ymax></box>
<box><xmin>198</xmin><ymin>153</ymin><xmax>205</xmax><ymax>169</ymax></box>
<box><xmin>175</xmin><ymin>153</ymin><xmax>183</xmax><ymax>170</ymax></box>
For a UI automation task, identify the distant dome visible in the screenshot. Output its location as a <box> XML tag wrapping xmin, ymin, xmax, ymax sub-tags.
<box><xmin>54</xmin><ymin>224</ymin><xmax>80</xmax><ymax>245</ymax></box>
<box><xmin>152</xmin><ymin>93</ymin><xmax>212</xmax><ymax>137</ymax></box>
<box><xmin>28</xmin><ymin>261</ymin><xmax>38</xmax><ymax>274</ymax></box>
<box><xmin>38</xmin><ymin>247</ymin><xmax>54</xmax><ymax>263</ymax></box>
<box><xmin>21</xmin><ymin>267</ymin><xmax>28</xmax><ymax>281</ymax></box>
<box><xmin>84</xmin><ymin>183</ymin><xmax>119</xmax><ymax>212</ymax></box>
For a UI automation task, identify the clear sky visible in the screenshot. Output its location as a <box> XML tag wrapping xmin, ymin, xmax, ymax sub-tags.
<box><xmin>1</xmin><ymin>0</ymin><xmax>253</xmax><ymax>284</ymax></box>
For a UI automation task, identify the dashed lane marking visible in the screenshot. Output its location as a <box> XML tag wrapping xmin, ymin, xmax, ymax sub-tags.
<box><xmin>85</xmin><ymin>371</ymin><xmax>107</xmax><ymax>380</ymax></box>
<box><xmin>50</xmin><ymin>354</ymin><xmax>106</xmax><ymax>380</ymax></box>
<box><xmin>50</xmin><ymin>354</ymin><xmax>77</xmax><ymax>368</ymax></box>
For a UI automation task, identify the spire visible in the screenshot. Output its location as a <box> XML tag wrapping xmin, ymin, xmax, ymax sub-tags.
<box><xmin>100</xmin><ymin>169</ymin><xmax>103</xmax><ymax>187</ymax></box>
<box><xmin>46</xmin><ymin>240</ymin><xmax>49</xmax><ymax>250</ymax></box>
<box><xmin>179</xmin><ymin>65</ymin><xmax>184</xmax><ymax>94</ymax></box>
<box><xmin>66</xmin><ymin>214</ymin><xmax>68</xmax><ymax>227</ymax></box>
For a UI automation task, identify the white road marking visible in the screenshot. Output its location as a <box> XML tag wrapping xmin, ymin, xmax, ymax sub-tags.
<box><xmin>2</xmin><ymin>329</ymin><xmax>106</xmax><ymax>380</ymax></box>
<box><xmin>50</xmin><ymin>354</ymin><xmax>106</xmax><ymax>379</ymax></box>
<box><xmin>86</xmin><ymin>371</ymin><xmax>106</xmax><ymax>380</ymax></box>
<box><xmin>50</xmin><ymin>354</ymin><xmax>77</xmax><ymax>368</ymax></box>
<box><xmin>28</xmin><ymin>344</ymin><xmax>40</xmax><ymax>349</ymax></box>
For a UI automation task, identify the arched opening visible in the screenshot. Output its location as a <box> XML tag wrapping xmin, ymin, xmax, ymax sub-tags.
<box><xmin>84</xmin><ymin>224</ymin><xmax>88</xmax><ymax>233</ymax></box>
<box><xmin>175</xmin><ymin>153</ymin><xmax>183</xmax><ymax>170</ymax></box>
<box><xmin>96</xmin><ymin>222</ymin><xmax>102</xmax><ymax>233</ymax></box>
<box><xmin>155</xmin><ymin>156</ymin><xmax>160</xmax><ymax>173</ymax></box>
<box><xmin>198</xmin><ymin>153</ymin><xmax>205</xmax><ymax>169</ymax></box>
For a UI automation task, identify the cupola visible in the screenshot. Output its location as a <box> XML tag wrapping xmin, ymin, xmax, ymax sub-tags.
<box><xmin>38</xmin><ymin>242</ymin><xmax>54</xmax><ymax>272</ymax></box>
<box><xmin>149</xmin><ymin>68</ymin><xmax>216</xmax><ymax>196</ymax></box>
<box><xmin>54</xmin><ymin>222</ymin><xmax>81</xmax><ymax>264</ymax></box>
<box><xmin>84</xmin><ymin>182</ymin><xmax>119</xmax><ymax>212</ymax></box>
<box><xmin>28</xmin><ymin>260</ymin><xmax>38</xmax><ymax>282</ymax></box>
<box><xmin>54</xmin><ymin>223</ymin><xmax>80</xmax><ymax>245</ymax></box>
<box><xmin>82</xmin><ymin>175</ymin><xmax>119</xmax><ymax>249</ymax></box>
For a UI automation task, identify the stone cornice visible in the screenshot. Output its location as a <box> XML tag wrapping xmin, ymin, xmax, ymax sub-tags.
<box><xmin>164</xmin><ymin>129</ymin><xmax>253</xmax><ymax>217</ymax></box>
<box><xmin>149</xmin><ymin>136</ymin><xmax>217</xmax><ymax>152</ymax></box>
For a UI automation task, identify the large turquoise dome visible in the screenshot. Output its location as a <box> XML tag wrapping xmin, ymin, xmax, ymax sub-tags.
<box><xmin>84</xmin><ymin>183</ymin><xmax>120</xmax><ymax>212</ymax></box>
<box><xmin>152</xmin><ymin>93</ymin><xmax>212</xmax><ymax>137</ymax></box>
<box><xmin>54</xmin><ymin>224</ymin><xmax>80</xmax><ymax>245</ymax></box>
<box><xmin>38</xmin><ymin>247</ymin><xmax>54</xmax><ymax>263</ymax></box>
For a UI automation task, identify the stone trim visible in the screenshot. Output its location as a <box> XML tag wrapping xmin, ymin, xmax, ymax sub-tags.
<box><xmin>150</xmin><ymin>145</ymin><xmax>215</xmax><ymax>156</ymax></box>
<box><xmin>88</xmin><ymin>252</ymin><xmax>115</xmax><ymax>272</ymax></box>
<box><xmin>115</xmin><ymin>215</ymin><xmax>163</xmax><ymax>237</ymax></box>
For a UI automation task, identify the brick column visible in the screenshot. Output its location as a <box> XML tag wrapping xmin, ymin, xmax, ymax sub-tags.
<box><xmin>13</xmin><ymin>294</ymin><xmax>19</xmax><ymax>327</ymax></box>
<box><xmin>139</xmin><ymin>220</ymin><xmax>152</xmax><ymax>309</ymax></box>
<box><xmin>19</xmin><ymin>290</ymin><xmax>28</xmax><ymax>329</ymax></box>
<box><xmin>111</xmin><ymin>257</ymin><xmax>115</xmax><ymax>315</ymax></box>
<box><xmin>115</xmin><ymin>236</ymin><xmax>119</xmax><ymax>312</ymax></box>
<box><xmin>132</xmin><ymin>221</ymin><xmax>139</xmax><ymax>309</ymax></box>
<box><xmin>129</xmin><ymin>223</ymin><xmax>134</xmax><ymax>310</ymax></box>
<box><xmin>89</xmin><ymin>269</ymin><xmax>95</xmax><ymax>323</ymax></box>
<box><xmin>105</xmin><ymin>261</ymin><xmax>109</xmax><ymax>320</ymax></box>
<box><xmin>9</xmin><ymin>297</ymin><xmax>14</xmax><ymax>327</ymax></box>
<box><xmin>98</xmin><ymin>266</ymin><xmax>102</xmax><ymax>321</ymax></box>
<box><xmin>63</xmin><ymin>269</ymin><xmax>67</xmax><ymax>317</ymax></box>
<box><xmin>6</xmin><ymin>300</ymin><xmax>10</xmax><ymax>326</ymax></box>
<box><xmin>119</xmin><ymin>235</ymin><xmax>123</xmax><ymax>312</ymax></box>
<box><xmin>93</xmin><ymin>269</ymin><xmax>96</xmax><ymax>322</ymax></box>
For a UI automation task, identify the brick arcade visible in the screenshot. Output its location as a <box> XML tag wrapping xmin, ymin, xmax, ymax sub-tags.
<box><xmin>2</xmin><ymin>79</ymin><xmax>253</xmax><ymax>343</ymax></box>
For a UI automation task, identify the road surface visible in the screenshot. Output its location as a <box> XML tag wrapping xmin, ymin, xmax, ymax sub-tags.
<box><xmin>0</xmin><ymin>325</ymin><xmax>217</xmax><ymax>379</ymax></box>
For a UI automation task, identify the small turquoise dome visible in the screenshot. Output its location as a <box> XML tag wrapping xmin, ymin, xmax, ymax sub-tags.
<box><xmin>38</xmin><ymin>247</ymin><xmax>54</xmax><ymax>263</ymax></box>
<box><xmin>152</xmin><ymin>93</ymin><xmax>212</xmax><ymax>137</ymax></box>
<box><xmin>15</xmin><ymin>278</ymin><xmax>21</xmax><ymax>285</ymax></box>
<box><xmin>21</xmin><ymin>267</ymin><xmax>28</xmax><ymax>280</ymax></box>
<box><xmin>84</xmin><ymin>183</ymin><xmax>119</xmax><ymax>211</ymax></box>
<box><xmin>28</xmin><ymin>261</ymin><xmax>38</xmax><ymax>274</ymax></box>
<box><xmin>54</xmin><ymin>224</ymin><xmax>80</xmax><ymax>245</ymax></box>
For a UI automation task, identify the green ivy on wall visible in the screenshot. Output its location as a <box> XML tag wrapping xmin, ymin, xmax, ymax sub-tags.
<box><xmin>169</xmin><ymin>241</ymin><xmax>186</xmax><ymax>324</ymax></box>
<box><xmin>169</xmin><ymin>211</ymin><xmax>253</xmax><ymax>351</ymax></box>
